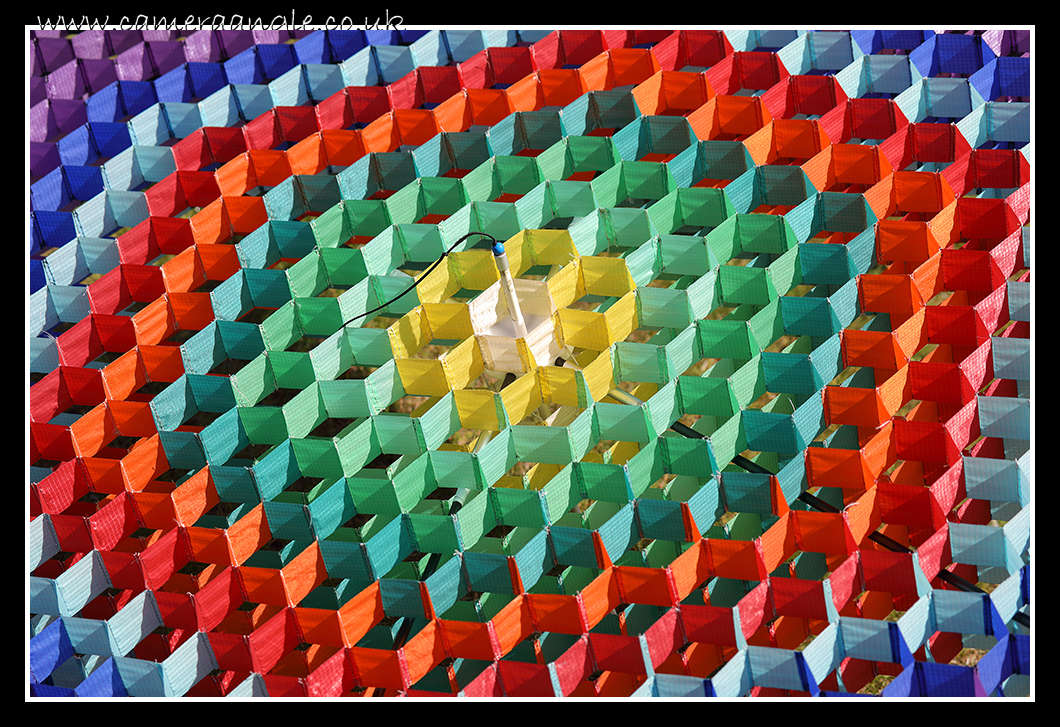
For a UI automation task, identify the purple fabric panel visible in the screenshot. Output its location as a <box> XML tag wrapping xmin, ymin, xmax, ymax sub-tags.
<box><xmin>184</xmin><ymin>30</ymin><xmax>224</xmax><ymax>63</ymax></box>
<box><xmin>71</xmin><ymin>30</ymin><xmax>108</xmax><ymax>59</ymax></box>
<box><xmin>81</xmin><ymin>59</ymin><xmax>118</xmax><ymax>93</ymax></box>
<box><xmin>115</xmin><ymin>43</ymin><xmax>154</xmax><ymax>81</ymax></box>
<box><xmin>45</xmin><ymin>60</ymin><xmax>87</xmax><ymax>100</ymax></box>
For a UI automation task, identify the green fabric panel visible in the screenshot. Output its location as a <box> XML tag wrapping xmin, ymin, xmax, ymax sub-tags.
<box><xmin>623</xmin><ymin>237</ymin><xmax>661</xmax><ymax>287</ymax></box>
<box><xmin>319</xmin><ymin>247</ymin><xmax>369</xmax><ymax>287</ymax></box>
<box><xmin>644</xmin><ymin>380</ymin><xmax>680</xmax><ymax>438</ymax></box>
<box><xmin>295</xmin><ymin>297</ymin><xmax>343</xmax><ymax>337</ymax></box>
<box><xmin>635</xmin><ymin>494</ymin><xmax>687</xmax><ymax>541</ymax></box>
<box><xmin>237</xmin><ymin>406</ymin><xmax>289</xmax><ymax>445</ymax></box>
<box><xmin>391</xmin><ymin>455</ymin><xmax>438</xmax><ymax>512</ymax></box>
<box><xmin>230</xmin><ymin>353</ymin><xmax>274</xmax><ymax>407</ymax></box>
<box><xmin>253</xmin><ymin>439</ymin><xmax>302</xmax><ymax>496</ymax></box>
<box><xmin>494</xmin><ymin>155</ymin><xmax>543</xmax><ymax>195</ymax></box>
<box><xmin>534</xmin><ymin>139</ymin><xmax>573</xmax><ymax>182</ymax></box>
<box><xmin>428</xmin><ymin>449</ymin><xmax>482</xmax><ymax>492</ymax></box>
<box><xmin>285</xmin><ymin>250</ymin><xmax>330</xmax><ymax>299</ymax></box>
<box><xmin>347</xmin><ymin>470</ymin><xmax>403</xmax><ymax>516</ymax></box>
<box><xmin>421</xmin><ymin>176</ymin><xmax>471</xmax><ymax>217</ymax></box>
<box><xmin>615</xmin><ymin>341</ymin><xmax>666</xmax><ymax>384</ymax></box>
<box><xmin>409</xmin><ymin>512</ymin><xmax>460</xmax><ymax>554</ymax></box>
<box><xmin>186</xmin><ymin>373</ymin><xmax>236</xmax><ymax>413</ymax></box>
<box><xmin>743</xmin><ymin>408</ymin><xmax>800</xmax><ymax>454</ymax></box>
<box><xmin>310</xmin><ymin>203</ymin><xmax>353</xmax><ymax>248</ymax></box>
<box><xmin>727</xmin><ymin>356</ymin><xmax>766</xmax><ymax>409</ymax></box>
<box><xmin>306</xmin><ymin>477</ymin><xmax>356</xmax><ymax>540</ymax></box>
<box><xmin>344</xmin><ymin>327</ymin><xmax>393</xmax><ymax>367</ymax></box>
<box><xmin>456</xmin><ymin>489</ymin><xmax>496</xmax><ymax>551</ymax></box>
<box><xmin>791</xmin><ymin>393</ymin><xmax>825</xmax><ymax>450</ymax></box>
<box><xmin>262</xmin><ymin>500</ymin><xmax>316</xmax><ymax>541</ymax></box>
<box><xmin>259</xmin><ymin>302</ymin><xmax>303</xmax><ymax>352</ymax></box>
<box><xmin>659</xmin><ymin>235</ymin><xmax>713</xmax><ymax>276</ymax></box>
<box><xmin>720</xmin><ymin>261</ymin><xmax>771</xmax><ymax>306</ymax></box>
<box><xmin>416</xmin><ymin>395</ymin><xmax>460</xmax><ymax>451</ymax></box>
<box><xmin>606</xmin><ymin>207</ymin><xmax>654</xmax><ymax>248</ymax></box>
<box><xmin>212</xmin><ymin>465</ymin><xmax>264</xmax><ymax>505</ymax></box>
<box><xmin>683</xmin><ymin>267</ymin><xmax>720</xmax><ymax>320</ymax></box>
<box><xmin>696</xmin><ymin>318</ymin><xmax>758</xmax><ymax>360</ymax></box>
<box><xmin>374</xmin><ymin>414</ymin><xmax>427</xmax><ymax>457</ymax></box>
<box><xmin>748</xmin><ymin>299</ymin><xmax>785</xmax><ymax>352</ymax></box>
<box><xmin>626</xmin><ymin>438</ymin><xmax>665</xmax><ymax>496</ymax></box>
<box><xmin>595</xmin><ymin>400</ymin><xmax>652</xmax><ymax>444</ymax></box>
<box><xmin>548</xmin><ymin>180</ymin><xmax>597</xmax><ymax>219</ymax></box>
<box><xmin>513</xmin><ymin>181</ymin><xmax>553</xmax><ymax>230</ymax></box>
<box><xmin>564</xmin><ymin>408</ymin><xmax>598</xmax><ymax>462</ymax></box>
<box><xmin>510</xmin><ymin>422</ymin><xmax>575</xmax><ymax>466</ymax></box>
<box><xmin>309</xmin><ymin>330</ymin><xmax>354</xmax><ymax>381</ymax></box>
<box><xmin>592</xmin><ymin>501</ymin><xmax>637</xmax><ymax>562</ymax></box>
<box><xmin>268</xmin><ymin>351</ymin><xmax>316</xmax><ymax>390</ymax></box>
<box><xmin>663</xmin><ymin>434</ymin><xmax>718</xmax><ymax>478</ymax></box>
<box><xmin>637</xmin><ymin>285</ymin><xmax>692</xmax><ymax>330</ymax></box>
<box><xmin>362</xmin><ymin>233</ymin><xmax>407</xmax><ymax>278</ymax></box>
<box><xmin>762</xmin><ymin>351</ymin><xmax>820</xmax><ymax>397</ymax></box>
<box><xmin>575</xmin><ymin>461</ymin><xmax>633</xmax><ymax>505</ymax></box>
<box><xmin>766</xmin><ymin>245</ymin><xmax>802</xmax><ymax>297</ymax></box>
<box><xmin>363</xmin><ymin>514</ymin><xmax>414</xmax><ymax>579</ymax></box>
<box><xmin>490</xmin><ymin>487</ymin><xmax>547</xmax><ymax>528</ymax></box>
<box><xmin>335</xmin><ymin>418</ymin><xmax>379</xmax><ymax>476</ymax></box>
<box><xmin>539</xmin><ymin>466</ymin><xmax>580</xmax><ymax>525</ymax></box>
<box><xmin>291</xmin><ymin>437</ymin><xmax>344</xmax><ymax>479</ymax></box>
<box><xmin>663</xmin><ymin>325</ymin><xmax>698</xmax><ymax>380</ymax></box>
<box><xmin>198</xmin><ymin>407</ymin><xmax>248</xmax><ymax>466</ymax></box>
<box><xmin>706</xmin><ymin>215</ymin><xmax>743</xmax><ymax>263</ymax></box>
<box><xmin>463</xmin><ymin>551</ymin><xmax>513</xmax><ymax>595</ymax></box>
<box><xmin>678</xmin><ymin>375</ymin><xmax>738</xmax><ymax>417</ymax></box>
<box><xmin>707</xmin><ymin>412</ymin><xmax>745</xmax><ymax>468</ymax></box>
<box><xmin>568</xmin><ymin>135</ymin><xmax>618</xmax><ymax>175</ymax></box>
<box><xmin>318</xmin><ymin>379</ymin><xmax>372</xmax><ymax>419</ymax></box>
<box><xmin>384</xmin><ymin>183</ymin><xmax>425</xmax><ymax>225</ymax></box>
<box><xmin>722</xmin><ymin>471</ymin><xmax>774</xmax><ymax>515</ymax></box>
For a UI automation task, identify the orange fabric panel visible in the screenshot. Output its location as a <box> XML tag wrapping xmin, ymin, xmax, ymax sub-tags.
<box><xmin>338</xmin><ymin>581</ymin><xmax>385</xmax><ymax>646</ymax></box>
<box><xmin>185</xmin><ymin>525</ymin><xmax>234</xmax><ymax>566</ymax></box>
<box><xmin>167</xmin><ymin>292</ymin><xmax>215</xmax><ymax>331</ymax></box>
<box><xmin>282</xmin><ymin>542</ymin><xmax>327</xmax><ymax>606</ymax></box>
<box><xmin>707</xmin><ymin>538</ymin><xmax>765</xmax><ymax>581</ymax></box>
<box><xmin>402</xmin><ymin>619</ymin><xmax>447</xmax><ymax>686</ymax></box>
<box><xmin>321</xmin><ymin>129</ymin><xmax>366</xmax><ymax>167</ymax></box>
<box><xmin>805</xmin><ymin>446</ymin><xmax>874</xmax><ymax>491</ymax></box>
<box><xmin>439</xmin><ymin>618</ymin><xmax>499</xmax><ymax>661</ymax></box>
<box><xmin>614</xmin><ymin>565</ymin><xmax>676</xmax><ymax>607</ymax></box>
<box><xmin>226</xmin><ymin>502</ymin><xmax>271</xmax><ymax>565</ymax></box>
<box><xmin>171</xmin><ymin>468</ymin><xmax>219</xmax><ymax>527</ymax></box>
<box><xmin>214</xmin><ymin>153</ymin><xmax>254</xmax><ymax>197</ymax></box>
<box><xmin>286</xmin><ymin>133</ymin><xmax>328</xmax><ymax>176</ymax></box>
<box><xmin>468</xmin><ymin>87</ymin><xmax>516</xmax><ymax>126</ymax></box>
<box><xmin>527</xmin><ymin>592</ymin><xmax>586</xmax><ymax>635</ymax></box>
<box><xmin>758</xmin><ymin>512</ymin><xmax>796</xmax><ymax>573</ymax></box>
<box><xmin>824</xmin><ymin>385</ymin><xmax>889</xmax><ymax>427</ymax></box>
<box><xmin>102</xmin><ymin>349</ymin><xmax>147</xmax><ymax>400</ymax></box>
<box><xmin>791</xmin><ymin>510</ymin><xmax>854</xmax><ymax>554</ymax></box>
<box><xmin>490</xmin><ymin>595</ymin><xmax>535</xmax><ymax>654</ymax></box>
<box><xmin>876</xmin><ymin>220</ymin><xmax>940</xmax><ymax>264</ymax></box>
<box><xmin>161</xmin><ymin>246</ymin><xmax>207</xmax><ymax>293</ymax></box>
<box><xmin>393</xmin><ymin>108</ymin><xmax>441</xmax><ymax>147</ymax></box>
<box><xmin>539</xmin><ymin>68</ymin><xmax>589</xmax><ymax>107</ymax></box>
<box><xmin>139</xmin><ymin>344</ymin><xmax>184</xmax><ymax>382</ymax></box>
<box><xmin>248</xmin><ymin>149</ymin><xmax>293</xmax><ymax>188</ymax></box>
<box><xmin>361</xmin><ymin>113</ymin><xmax>401</xmax><ymax>153</ymax></box>
<box><xmin>432</xmin><ymin>93</ymin><xmax>474</xmax><ymax>133</ymax></box>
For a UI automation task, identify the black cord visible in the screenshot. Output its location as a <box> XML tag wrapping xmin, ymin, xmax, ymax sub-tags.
<box><xmin>338</xmin><ymin>230</ymin><xmax>499</xmax><ymax>330</ymax></box>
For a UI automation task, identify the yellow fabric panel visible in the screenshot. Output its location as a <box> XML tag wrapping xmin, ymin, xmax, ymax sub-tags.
<box><xmin>396</xmin><ymin>357</ymin><xmax>451</xmax><ymax>397</ymax></box>
<box><xmin>526</xmin><ymin>462</ymin><xmax>563</xmax><ymax>491</ymax></box>
<box><xmin>454</xmin><ymin>389</ymin><xmax>503</xmax><ymax>431</ymax></box>
<box><xmin>580</xmin><ymin>349</ymin><xmax>615</xmax><ymax>403</ymax></box>
<box><xmin>422</xmin><ymin>302</ymin><xmax>474</xmax><ymax>342</ymax></box>
<box><xmin>540</xmin><ymin>363</ymin><xmax>581</xmax><ymax>408</ymax></box>
<box><xmin>415</xmin><ymin>257</ymin><xmax>460</xmax><ymax>304</ymax></box>
<box><xmin>500</xmin><ymin>369</ymin><xmax>544</xmax><ymax>425</ymax></box>
<box><xmin>387</xmin><ymin>308</ymin><xmax>432</xmax><ymax>359</ymax></box>
<box><xmin>555</xmin><ymin>307</ymin><xmax>612</xmax><ymax>351</ymax></box>
<box><xmin>580</xmin><ymin>255</ymin><xmax>635</xmax><ymax>297</ymax></box>
<box><xmin>453</xmin><ymin>249</ymin><xmax>500</xmax><ymax>291</ymax></box>
<box><xmin>442</xmin><ymin>337</ymin><xmax>485</xmax><ymax>390</ymax></box>
<box><xmin>527</xmin><ymin>229</ymin><xmax>577</xmax><ymax>266</ymax></box>
<box><xmin>604</xmin><ymin>292</ymin><xmax>639</xmax><ymax>344</ymax></box>
<box><xmin>545</xmin><ymin>260</ymin><xmax>584</xmax><ymax>309</ymax></box>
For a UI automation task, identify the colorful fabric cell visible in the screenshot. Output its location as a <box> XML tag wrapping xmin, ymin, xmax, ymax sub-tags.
<box><xmin>29</xmin><ymin>27</ymin><xmax>1031</xmax><ymax>698</ymax></box>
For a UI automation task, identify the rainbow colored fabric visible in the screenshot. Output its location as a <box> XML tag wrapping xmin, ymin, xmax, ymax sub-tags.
<box><xmin>29</xmin><ymin>28</ymin><xmax>1031</xmax><ymax>698</ymax></box>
